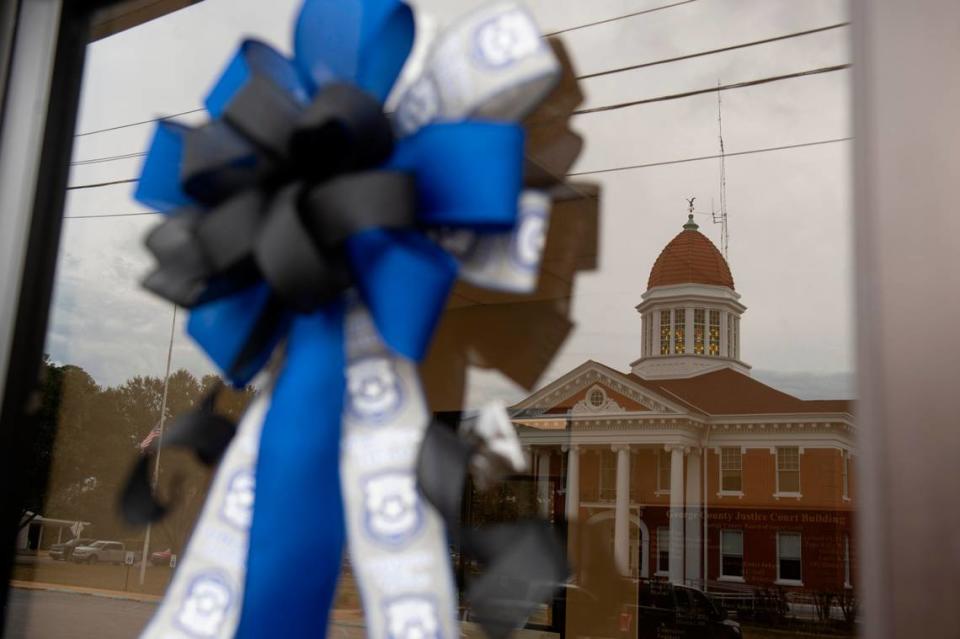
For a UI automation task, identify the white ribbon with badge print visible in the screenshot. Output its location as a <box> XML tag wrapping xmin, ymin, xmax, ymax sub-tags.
<box><xmin>138</xmin><ymin>3</ymin><xmax>557</xmax><ymax>637</ymax></box>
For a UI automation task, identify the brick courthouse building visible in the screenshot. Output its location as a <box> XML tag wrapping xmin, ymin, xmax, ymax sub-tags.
<box><xmin>510</xmin><ymin>215</ymin><xmax>856</xmax><ymax>597</ymax></box>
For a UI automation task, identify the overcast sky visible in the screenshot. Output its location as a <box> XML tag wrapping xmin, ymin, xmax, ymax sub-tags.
<box><xmin>53</xmin><ymin>0</ymin><xmax>854</xmax><ymax>405</ymax></box>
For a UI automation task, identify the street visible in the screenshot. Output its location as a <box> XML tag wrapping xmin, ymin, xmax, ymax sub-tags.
<box><xmin>4</xmin><ymin>588</ymin><xmax>156</xmax><ymax>639</ymax></box>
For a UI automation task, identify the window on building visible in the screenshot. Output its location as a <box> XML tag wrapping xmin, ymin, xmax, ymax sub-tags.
<box><xmin>657</xmin><ymin>527</ymin><xmax>669</xmax><ymax>574</ymax></box>
<box><xmin>842</xmin><ymin>450</ymin><xmax>851</xmax><ymax>499</ymax></box>
<box><xmin>844</xmin><ymin>535</ymin><xmax>852</xmax><ymax>587</ymax></box>
<box><xmin>709</xmin><ymin>310</ymin><xmax>721</xmax><ymax>356</ymax></box>
<box><xmin>660</xmin><ymin>310</ymin><xmax>671</xmax><ymax>355</ymax></box>
<box><xmin>777</xmin><ymin>447</ymin><xmax>801</xmax><ymax>494</ymax></box>
<box><xmin>693</xmin><ymin>308</ymin><xmax>705</xmax><ymax>354</ymax></box>
<box><xmin>777</xmin><ymin>532</ymin><xmax>803</xmax><ymax>583</ymax></box>
<box><xmin>720</xmin><ymin>530</ymin><xmax>744</xmax><ymax>579</ymax></box>
<box><xmin>589</xmin><ymin>388</ymin><xmax>605</xmax><ymax>408</ymax></box>
<box><xmin>599</xmin><ymin>450</ymin><xmax>616</xmax><ymax>501</ymax></box>
<box><xmin>720</xmin><ymin>447</ymin><xmax>743</xmax><ymax>493</ymax></box>
<box><xmin>657</xmin><ymin>449</ymin><xmax>672</xmax><ymax>493</ymax></box>
<box><xmin>673</xmin><ymin>308</ymin><xmax>686</xmax><ymax>354</ymax></box>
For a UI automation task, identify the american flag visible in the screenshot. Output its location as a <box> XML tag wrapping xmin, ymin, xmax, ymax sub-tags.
<box><xmin>138</xmin><ymin>423</ymin><xmax>162</xmax><ymax>451</ymax></box>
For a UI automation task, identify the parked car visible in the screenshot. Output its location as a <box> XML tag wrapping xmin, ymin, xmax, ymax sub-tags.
<box><xmin>71</xmin><ymin>540</ymin><xmax>127</xmax><ymax>565</ymax></box>
<box><xmin>634</xmin><ymin>581</ymin><xmax>742</xmax><ymax>638</ymax></box>
<box><xmin>150</xmin><ymin>548</ymin><xmax>173</xmax><ymax>566</ymax></box>
<box><xmin>48</xmin><ymin>537</ymin><xmax>93</xmax><ymax>562</ymax></box>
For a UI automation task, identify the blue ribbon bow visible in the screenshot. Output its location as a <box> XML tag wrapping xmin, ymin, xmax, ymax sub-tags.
<box><xmin>134</xmin><ymin>0</ymin><xmax>530</xmax><ymax>635</ymax></box>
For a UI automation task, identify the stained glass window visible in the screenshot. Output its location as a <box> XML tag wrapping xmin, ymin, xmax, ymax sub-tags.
<box><xmin>660</xmin><ymin>310</ymin><xmax>671</xmax><ymax>355</ymax></box>
<box><xmin>673</xmin><ymin>309</ymin><xmax>686</xmax><ymax>354</ymax></box>
<box><xmin>694</xmin><ymin>308</ymin><xmax>705</xmax><ymax>355</ymax></box>
<box><xmin>709</xmin><ymin>310</ymin><xmax>721</xmax><ymax>356</ymax></box>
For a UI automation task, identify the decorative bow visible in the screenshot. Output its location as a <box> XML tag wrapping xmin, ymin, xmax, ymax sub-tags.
<box><xmin>122</xmin><ymin>1</ymin><xmax>596</xmax><ymax>637</ymax></box>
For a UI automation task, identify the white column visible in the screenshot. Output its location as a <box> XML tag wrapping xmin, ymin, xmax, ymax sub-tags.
<box><xmin>537</xmin><ymin>449</ymin><xmax>551</xmax><ymax>518</ymax></box>
<box><xmin>684</xmin><ymin>307</ymin><xmax>694</xmax><ymax>353</ymax></box>
<box><xmin>613</xmin><ymin>444</ymin><xmax>631</xmax><ymax>574</ymax></box>
<box><xmin>565</xmin><ymin>445</ymin><xmax>580</xmax><ymax>521</ymax></box>
<box><xmin>685</xmin><ymin>448</ymin><xmax>702</xmax><ymax>585</ymax></box>
<box><xmin>669</xmin><ymin>445</ymin><xmax>685</xmax><ymax>584</ymax></box>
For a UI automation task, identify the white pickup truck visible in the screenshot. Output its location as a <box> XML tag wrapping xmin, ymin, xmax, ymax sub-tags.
<box><xmin>71</xmin><ymin>540</ymin><xmax>133</xmax><ymax>565</ymax></box>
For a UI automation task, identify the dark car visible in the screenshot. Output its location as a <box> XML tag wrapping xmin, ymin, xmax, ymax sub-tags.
<box><xmin>634</xmin><ymin>581</ymin><xmax>742</xmax><ymax>638</ymax></box>
<box><xmin>48</xmin><ymin>537</ymin><xmax>93</xmax><ymax>562</ymax></box>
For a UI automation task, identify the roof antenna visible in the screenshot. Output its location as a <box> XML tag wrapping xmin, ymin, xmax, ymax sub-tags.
<box><xmin>711</xmin><ymin>80</ymin><xmax>730</xmax><ymax>259</ymax></box>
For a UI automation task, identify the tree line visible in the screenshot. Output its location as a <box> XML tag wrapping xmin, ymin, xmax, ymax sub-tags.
<box><xmin>23</xmin><ymin>356</ymin><xmax>255</xmax><ymax>554</ymax></box>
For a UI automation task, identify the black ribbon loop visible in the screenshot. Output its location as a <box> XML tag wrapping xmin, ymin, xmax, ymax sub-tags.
<box><xmin>144</xmin><ymin>77</ymin><xmax>415</xmax><ymax>322</ymax></box>
<box><xmin>416</xmin><ymin>420</ymin><xmax>569</xmax><ymax>638</ymax></box>
<box><xmin>181</xmin><ymin>121</ymin><xmax>271</xmax><ymax>206</ymax></box>
<box><xmin>302</xmin><ymin>171</ymin><xmax>417</xmax><ymax>247</ymax></box>
<box><xmin>254</xmin><ymin>183</ymin><xmax>351</xmax><ymax>312</ymax></box>
<box><xmin>290</xmin><ymin>83</ymin><xmax>395</xmax><ymax>178</ymax></box>
<box><xmin>120</xmin><ymin>387</ymin><xmax>237</xmax><ymax>526</ymax></box>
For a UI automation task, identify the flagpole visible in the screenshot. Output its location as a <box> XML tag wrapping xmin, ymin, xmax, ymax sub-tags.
<box><xmin>140</xmin><ymin>304</ymin><xmax>177</xmax><ymax>587</ymax></box>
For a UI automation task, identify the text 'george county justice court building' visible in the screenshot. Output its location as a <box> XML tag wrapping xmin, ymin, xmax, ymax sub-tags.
<box><xmin>511</xmin><ymin>214</ymin><xmax>856</xmax><ymax>596</ymax></box>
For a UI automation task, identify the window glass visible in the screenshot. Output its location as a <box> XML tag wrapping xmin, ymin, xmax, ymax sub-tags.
<box><xmin>657</xmin><ymin>527</ymin><xmax>670</xmax><ymax>574</ymax></box>
<box><xmin>721</xmin><ymin>530</ymin><xmax>744</xmax><ymax>578</ymax></box>
<box><xmin>778</xmin><ymin>532</ymin><xmax>803</xmax><ymax>582</ymax></box>
<box><xmin>5</xmin><ymin>0</ymin><xmax>856</xmax><ymax>637</ymax></box>
<box><xmin>657</xmin><ymin>449</ymin><xmax>671</xmax><ymax>492</ymax></box>
<box><xmin>659</xmin><ymin>309</ymin><xmax>671</xmax><ymax>355</ymax></box>
<box><xmin>694</xmin><ymin>308</ymin><xmax>705</xmax><ymax>354</ymax></box>
<box><xmin>709</xmin><ymin>309</ymin><xmax>721</xmax><ymax>356</ymax></box>
<box><xmin>673</xmin><ymin>309</ymin><xmax>686</xmax><ymax>354</ymax></box>
<box><xmin>720</xmin><ymin>447</ymin><xmax>743</xmax><ymax>492</ymax></box>
<box><xmin>777</xmin><ymin>446</ymin><xmax>802</xmax><ymax>493</ymax></box>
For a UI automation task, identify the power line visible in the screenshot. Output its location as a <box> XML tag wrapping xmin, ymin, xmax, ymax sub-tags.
<box><xmin>65</xmin><ymin>135</ymin><xmax>853</xmax><ymax>191</ymax></box>
<box><xmin>72</xmin><ymin>151</ymin><xmax>146</xmax><ymax>166</ymax></box>
<box><xmin>74</xmin><ymin>107</ymin><xmax>204</xmax><ymax>138</ymax></box>
<box><xmin>70</xmin><ymin>25</ymin><xmax>850</xmax><ymax>170</ymax></box>
<box><xmin>66</xmin><ymin>177</ymin><xmax>138</xmax><ymax>191</ymax></box>
<box><xmin>566</xmin><ymin>136</ymin><xmax>852</xmax><ymax>177</ymax></box>
<box><xmin>64</xmin><ymin>211</ymin><xmax>160</xmax><ymax>219</ymax></box>
<box><xmin>571</xmin><ymin>63</ymin><xmax>850</xmax><ymax>116</ymax></box>
<box><xmin>577</xmin><ymin>22</ymin><xmax>850</xmax><ymax>80</ymax></box>
<box><xmin>60</xmin><ymin>137</ymin><xmax>851</xmax><ymax>200</ymax></box>
<box><xmin>543</xmin><ymin>0</ymin><xmax>700</xmax><ymax>37</ymax></box>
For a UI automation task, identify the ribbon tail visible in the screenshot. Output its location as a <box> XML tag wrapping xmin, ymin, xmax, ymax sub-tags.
<box><xmin>339</xmin><ymin>304</ymin><xmax>458</xmax><ymax>639</ymax></box>
<box><xmin>236</xmin><ymin>304</ymin><xmax>347</xmax><ymax>637</ymax></box>
<box><xmin>139</xmin><ymin>389</ymin><xmax>272</xmax><ymax>639</ymax></box>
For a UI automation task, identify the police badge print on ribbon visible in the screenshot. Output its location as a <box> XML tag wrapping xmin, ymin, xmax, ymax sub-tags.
<box><xmin>120</xmin><ymin>0</ymin><xmax>593</xmax><ymax>637</ymax></box>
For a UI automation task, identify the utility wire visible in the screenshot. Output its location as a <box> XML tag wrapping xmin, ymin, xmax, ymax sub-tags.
<box><xmin>70</xmin><ymin>23</ymin><xmax>848</xmax><ymax>165</ymax></box>
<box><xmin>64</xmin><ymin>211</ymin><xmax>160</xmax><ymax>219</ymax></box>
<box><xmin>577</xmin><ymin>22</ymin><xmax>850</xmax><ymax>80</ymax></box>
<box><xmin>69</xmin><ymin>3</ymin><xmax>694</xmax><ymax>140</ymax></box>
<box><xmin>66</xmin><ymin>177</ymin><xmax>138</xmax><ymax>191</ymax></box>
<box><xmin>543</xmin><ymin>0</ymin><xmax>700</xmax><ymax>37</ymax></box>
<box><xmin>74</xmin><ymin>107</ymin><xmax>204</xmax><ymax>138</ymax></box>
<box><xmin>72</xmin><ymin>151</ymin><xmax>147</xmax><ymax>166</ymax></box>
<box><xmin>571</xmin><ymin>63</ymin><xmax>850</xmax><ymax>116</ymax></box>
<box><xmin>567</xmin><ymin>136</ymin><xmax>852</xmax><ymax>177</ymax></box>
<box><xmin>61</xmin><ymin>137</ymin><xmax>852</xmax><ymax>200</ymax></box>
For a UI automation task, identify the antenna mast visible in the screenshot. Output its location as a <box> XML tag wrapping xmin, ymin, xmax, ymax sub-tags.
<box><xmin>711</xmin><ymin>80</ymin><xmax>730</xmax><ymax>259</ymax></box>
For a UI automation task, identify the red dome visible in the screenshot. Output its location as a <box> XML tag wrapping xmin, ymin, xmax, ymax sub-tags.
<box><xmin>647</xmin><ymin>216</ymin><xmax>735</xmax><ymax>290</ymax></box>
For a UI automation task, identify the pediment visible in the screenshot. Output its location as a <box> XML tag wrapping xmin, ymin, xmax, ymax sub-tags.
<box><xmin>510</xmin><ymin>360</ymin><xmax>688</xmax><ymax>417</ymax></box>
